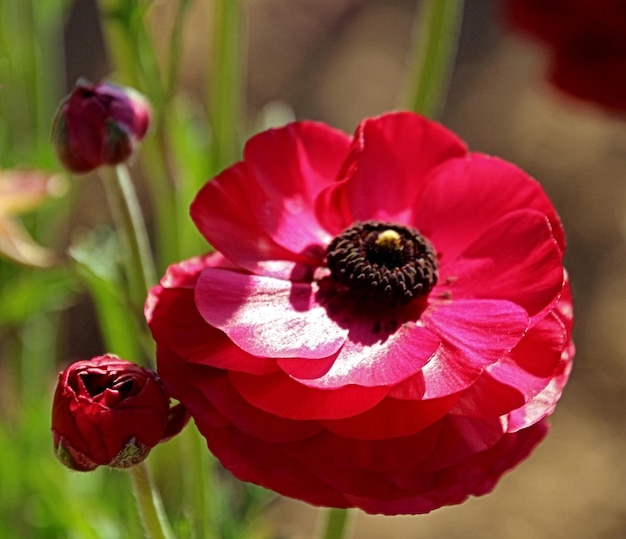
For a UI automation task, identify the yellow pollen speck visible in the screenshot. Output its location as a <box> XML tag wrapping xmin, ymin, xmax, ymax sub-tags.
<box><xmin>375</xmin><ymin>229</ymin><xmax>402</xmax><ymax>250</ymax></box>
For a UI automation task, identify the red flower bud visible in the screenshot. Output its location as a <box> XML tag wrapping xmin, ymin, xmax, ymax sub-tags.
<box><xmin>51</xmin><ymin>355</ymin><xmax>187</xmax><ymax>471</ymax></box>
<box><xmin>52</xmin><ymin>80</ymin><xmax>151</xmax><ymax>174</ymax></box>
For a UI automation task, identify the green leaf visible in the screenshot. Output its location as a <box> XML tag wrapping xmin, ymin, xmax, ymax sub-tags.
<box><xmin>403</xmin><ymin>0</ymin><xmax>465</xmax><ymax>118</ymax></box>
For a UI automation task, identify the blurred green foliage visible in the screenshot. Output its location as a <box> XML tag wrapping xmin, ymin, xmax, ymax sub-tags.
<box><xmin>0</xmin><ymin>0</ymin><xmax>270</xmax><ymax>537</ymax></box>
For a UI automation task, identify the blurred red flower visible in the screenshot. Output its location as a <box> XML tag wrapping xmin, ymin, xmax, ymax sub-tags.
<box><xmin>503</xmin><ymin>0</ymin><xmax>626</xmax><ymax>113</ymax></box>
<box><xmin>52</xmin><ymin>80</ymin><xmax>151</xmax><ymax>173</ymax></box>
<box><xmin>52</xmin><ymin>355</ymin><xmax>187</xmax><ymax>471</ymax></box>
<box><xmin>146</xmin><ymin>112</ymin><xmax>573</xmax><ymax>514</ymax></box>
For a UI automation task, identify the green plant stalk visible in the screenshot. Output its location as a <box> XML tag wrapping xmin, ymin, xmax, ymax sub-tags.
<box><xmin>165</xmin><ymin>0</ymin><xmax>193</xmax><ymax>102</ymax></box>
<box><xmin>188</xmin><ymin>425</ymin><xmax>220</xmax><ymax>538</ymax></box>
<box><xmin>403</xmin><ymin>0</ymin><xmax>465</xmax><ymax>118</ymax></box>
<box><xmin>208</xmin><ymin>0</ymin><xmax>244</xmax><ymax>174</ymax></box>
<box><xmin>319</xmin><ymin>508</ymin><xmax>352</xmax><ymax>539</ymax></box>
<box><xmin>101</xmin><ymin>164</ymin><xmax>156</xmax><ymax>314</ymax></box>
<box><xmin>129</xmin><ymin>461</ymin><xmax>176</xmax><ymax>539</ymax></box>
<box><xmin>97</xmin><ymin>0</ymin><xmax>182</xmax><ymax>270</ymax></box>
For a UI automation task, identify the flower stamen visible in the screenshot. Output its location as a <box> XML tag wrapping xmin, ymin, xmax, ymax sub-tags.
<box><xmin>325</xmin><ymin>221</ymin><xmax>438</xmax><ymax>305</ymax></box>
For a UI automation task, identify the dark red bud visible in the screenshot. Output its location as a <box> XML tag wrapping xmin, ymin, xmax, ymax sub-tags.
<box><xmin>52</xmin><ymin>80</ymin><xmax>152</xmax><ymax>174</ymax></box>
<box><xmin>51</xmin><ymin>355</ymin><xmax>187</xmax><ymax>471</ymax></box>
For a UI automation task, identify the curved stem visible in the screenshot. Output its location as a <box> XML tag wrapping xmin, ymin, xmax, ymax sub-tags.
<box><xmin>403</xmin><ymin>0</ymin><xmax>465</xmax><ymax>118</ymax></box>
<box><xmin>319</xmin><ymin>508</ymin><xmax>352</xmax><ymax>539</ymax></box>
<box><xmin>129</xmin><ymin>461</ymin><xmax>176</xmax><ymax>539</ymax></box>
<box><xmin>101</xmin><ymin>164</ymin><xmax>156</xmax><ymax>312</ymax></box>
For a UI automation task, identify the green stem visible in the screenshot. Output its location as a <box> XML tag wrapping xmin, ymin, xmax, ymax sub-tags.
<box><xmin>208</xmin><ymin>0</ymin><xmax>244</xmax><ymax>174</ymax></box>
<box><xmin>319</xmin><ymin>508</ymin><xmax>352</xmax><ymax>539</ymax></box>
<box><xmin>403</xmin><ymin>0</ymin><xmax>465</xmax><ymax>118</ymax></box>
<box><xmin>129</xmin><ymin>461</ymin><xmax>176</xmax><ymax>539</ymax></box>
<box><xmin>97</xmin><ymin>0</ymin><xmax>181</xmax><ymax>270</ymax></box>
<box><xmin>188</xmin><ymin>425</ymin><xmax>218</xmax><ymax>538</ymax></box>
<box><xmin>101</xmin><ymin>164</ymin><xmax>156</xmax><ymax>311</ymax></box>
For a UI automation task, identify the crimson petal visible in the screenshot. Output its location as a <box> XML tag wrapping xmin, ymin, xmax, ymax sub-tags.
<box><xmin>413</xmin><ymin>155</ymin><xmax>565</xmax><ymax>261</ymax></box>
<box><xmin>419</xmin><ymin>299</ymin><xmax>529</xmax><ymax>398</ymax></box>
<box><xmin>442</xmin><ymin>209</ymin><xmax>564</xmax><ymax>318</ymax></box>
<box><xmin>195</xmin><ymin>268</ymin><xmax>347</xmax><ymax>359</ymax></box>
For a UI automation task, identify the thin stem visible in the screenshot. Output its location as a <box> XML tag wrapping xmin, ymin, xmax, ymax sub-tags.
<box><xmin>403</xmin><ymin>0</ymin><xmax>465</xmax><ymax>118</ymax></box>
<box><xmin>101</xmin><ymin>164</ymin><xmax>156</xmax><ymax>311</ymax></box>
<box><xmin>166</xmin><ymin>0</ymin><xmax>193</xmax><ymax>102</ymax></box>
<box><xmin>318</xmin><ymin>508</ymin><xmax>352</xmax><ymax>539</ymax></box>
<box><xmin>129</xmin><ymin>461</ymin><xmax>176</xmax><ymax>539</ymax></box>
<box><xmin>208</xmin><ymin>0</ymin><xmax>244</xmax><ymax>174</ymax></box>
<box><xmin>188</xmin><ymin>425</ymin><xmax>218</xmax><ymax>538</ymax></box>
<box><xmin>97</xmin><ymin>0</ymin><xmax>181</xmax><ymax>270</ymax></box>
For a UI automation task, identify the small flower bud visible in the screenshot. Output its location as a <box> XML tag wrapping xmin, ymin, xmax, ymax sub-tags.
<box><xmin>51</xmin><ymin>80</ymin><xmax>151</xmax><ymax>174</ymax></box>
<box><xmin>51</xmin><ymin>355</ymin><xmax>187</xmax><ymax>471</ymax></box>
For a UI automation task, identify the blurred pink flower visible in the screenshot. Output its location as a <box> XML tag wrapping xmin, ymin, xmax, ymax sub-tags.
<box><xmin>0</xmin><ymin>169</ymin><xmax>64</xmax><ymax>267</ymax></box>
<box><xmin>147</xmin><ymin>112</ymin><xmax>573</xmax><ymax>514</ymax></box>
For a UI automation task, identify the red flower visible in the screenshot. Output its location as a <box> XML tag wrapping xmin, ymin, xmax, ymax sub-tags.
<box><xmin>52</xmin><ymin>355</ymin><xmax>187</xmax><ymax>471</ymax></box>
<box><xmin>146</xmin><ymin>112</ymin><xmax>573</xmax><ymax>514</ymax></box>
<box><xmin>52</xmin><ymin>80</ymin><xmax>151</xmax><ymax>173</ymax></box>
<box><xmin>503</xmin><ymin>0</ymin><xmax>626</xmax><ymax>113</ymax></box>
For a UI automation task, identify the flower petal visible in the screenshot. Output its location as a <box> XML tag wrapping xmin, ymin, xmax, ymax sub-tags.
<box><xmin>413</xmin><ymin>155</ymin><xmax>565</xmax><ymax>261</ymax></box>
<box><xmin>281</xmin><ymin>322</ymin><xmax>441</xmax><ymax>389</ymax></box>
<box><xmin>147</xmin><ymin>257</ymin><xmax>277</xmax><ymax>375</ymax></box>
<box><xmin>229</xmin><ymin>370</ymin><xmax>391</xmax><ymax>420</ymax></box>
<box><xmin>418</xmin><ymin>299</ymin><xmax>530</xmax><ymax>398</ymax></box>
<box><xmin>243</xmin><ymin>121</ymin><xmax>351</xmax><ymax>253</ymax></box>
<box><xmin>348</xmin><ymin>421</ymin><xmax>548</xmax><ymax>515</ymax></box>
<box><xmin>442</xmin><ymin>209</ymin><xmax>564</xmax><ymax>317</ymax></box>
<box><xmin>195</xmin><ymin>269</ymin><xmax>347</xmax><ymax>359</ymax></box>
<box><xmin>189</xmin><ymin>369</ymin><xmax>322</xmax><ymax>443</ymax></box>
<box><xmin>317</xmin><ymin>112</ymin><xmax>467</xmax><ymax>227</ymax></box>
<box><xmin>191</xmin><ymin>163</ymin><xmax>318</xmax><ymax>279</ymax></box>
<box><xmin>319</xmin><ymin>393</ymin><xmax>459</xmax><ymax>440</ymax></box>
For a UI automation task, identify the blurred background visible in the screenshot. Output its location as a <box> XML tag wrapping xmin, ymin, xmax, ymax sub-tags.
<box><xmin>2</xmin><ymin>0</ymin><xmax>625</xmax><ymax>537</ymax></box>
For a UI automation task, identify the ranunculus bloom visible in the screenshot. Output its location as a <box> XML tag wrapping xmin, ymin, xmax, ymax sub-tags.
<box><xmin>503</xmin><ymin>0</ymin><xmax>626</xmax><ymax>113</ymax></box>
<box><xmin>146</xmin><ymin>112</ymin><xmax>573</xmax><ymax>515</ymax></box>
<box><xmin>52</xmin><ymin>355</ymin><xmax>187</xmax><ymax>471</ymax></box>
<box><xmin>52</xmin><ymin>80</ymin><xmax>151</xmax><ymax>173</ymax></box>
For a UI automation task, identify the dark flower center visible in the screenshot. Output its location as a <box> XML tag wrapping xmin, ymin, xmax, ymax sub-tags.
<box><xmin>325</xmin><ymin>221</ymin><xmax>438</xmax><ymax>305</ymax></box>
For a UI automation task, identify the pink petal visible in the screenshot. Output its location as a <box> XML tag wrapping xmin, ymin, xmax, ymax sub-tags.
<box><xmin>199</xmin><ymin>419</ymin><xmax>351</xmax><ymax>508</ymax></box>
<box><xmin>156</xmin><ymin>347</ymin><xmax>231</xmax><ymax>430</ymax></box>
<box><xmin>229</xmin><ymin>370</ymin><xmax>391</xmax><ymax>420</ymax></box>
<box><xmin>416</xmin><ymin>415</ymin><xmax>507</xmax><ymax>472</ymax></box>
<box><xmin>284</xmin><ymin>422</ymin><xmax>444</xmax><ymax>474</ymax></box>
<box><xmin>343</xmin><ymin>112</ymin><xmax>467</xmax><ymax>223</ymax></box>
<box><xmin>243</xmin><ymin>121</ymin><xmax>351</xmax><ymax>254</ymax></box>
<box><xmin>159</xmin><ymin>252</ymin><xmax>239</xmax><ymax>289</ymax></box>
<box><xmin>412</xmin><ymin>155</ymin><xmax>565</xmax><ymax>262</ymax></box>
<box><xmin>195</xmin><ymin>268</ymin><xmax>347</xmax><ymax>359</ymax></box>
<box><xmin>418</xmin><ymin>299</ymin><xmax>530</xmax><ymax>398</ymax></box>
<box><xmin>191</xmin><ymin>163</ymin><xmax>319</xmax><ymax>280</ymax></box>
<box><xmin>442</xmin><ymin>209</ymin><xmax>564</xmax><ymax>317</ymax></box>
<box><xmin>280</xmin><ymin>322</ymin><xmax>441</xmax><ymax>389</ymax></box>
<box><xmin>507</xmin><ymin>346</ymin><xmax>574</xmax><ymax>432</ymax></box>
<box><xmin>501</xmin><ymin>309</ymin><xmax>567</xmax><ymax>379</ymax></box>
<box><xmin>192</xmin><ymin>371</ymin><xmax>322</xmax><ymax>443</ymax></box>
<box><xmin>147</xmin><ymin>260</ymin><xmax>277</xmax><ymax>375</ymax></box>
<box><xmin>351</xmin><ymin>421</ymin><xmax>548</xmax><ymax>515</ymax></box>
<box><xmin>449</xmin><ymin>373</ymin><xmax>526</xmax><ymax>418</ymax></box>
<box><xmin>319</xmin><ymin>393</ymin><xmax>459</xmax><ymax>440</ymax></box>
